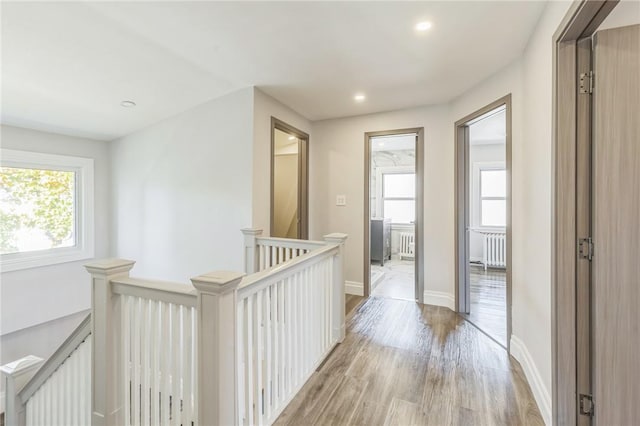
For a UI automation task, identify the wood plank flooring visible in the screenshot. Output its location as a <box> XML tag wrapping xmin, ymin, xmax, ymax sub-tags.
<box><xmin>275</xmin><ymin>296</ymin><xmax>543</xmax><ymax>426</ymax></box>
<box><xmin>463</xmin><ymin>266</ymin><xmax>507</xmax><ymax>346</ymax></box>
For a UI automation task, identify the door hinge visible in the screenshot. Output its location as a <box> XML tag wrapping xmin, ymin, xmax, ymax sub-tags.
<box><xmin>579</xmin><ymin>71</ymin><xmax>593</xmax><ymax>94</ymax></box>
<box><xmin>579</xmin><ymin>393</ymin><xmax>594</xmax><ymax>417</ymax></box>
<box><xmin>578</xmin><ymin>237</ymin><xmax>594</xmax><ymax>261</ymax></box>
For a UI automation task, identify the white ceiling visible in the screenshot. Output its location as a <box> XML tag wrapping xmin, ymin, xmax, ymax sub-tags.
<box><xmin>469</xmin><ymin>108</ymin><xmax>506</xmax><ymax>145</ymax></box>
<box><xmin>1</xmin><ymin>1</ymin><xmax>547</xmax><ymax>141</ymax></box>
<box><xmin>371</xmin><ymin>134</ymin><xmax>416</xmax><ymax>152</ymax></box>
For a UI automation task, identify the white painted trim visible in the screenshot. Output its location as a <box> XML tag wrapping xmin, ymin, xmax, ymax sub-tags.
<box><xmin>345</xmin><ymin>281</ymin><xmax>364</xmax><ymax>296</ymax></box>
<box><xmin>0</xmin><ymin>149</ymin><xmax>95</xmax><ymax>272</ymax></box>
<box><xmin>510</xmin><ymin>335</ymin><xmax>551</xmax><ymax>426</ymax></box>
<box><xmin>423</xmin><ymin>290</ymin><xmax>455</xmax><ymax>310</ymax></box>
<box><xmin>1</xmin><ymin>390</ymin><xmax>4</xmax><ymax>414</ymax></box>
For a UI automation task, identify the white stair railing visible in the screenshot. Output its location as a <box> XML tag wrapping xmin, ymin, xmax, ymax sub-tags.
<box><xmin>3</xmin><ymin>229</ymin><xmax>347</xmax><ymax>426</ymax></box>
<box><xmin>241</xmin><ymin>228</ymin><xmax>326</xmax><ymax>273</ymax></box>
<box><xmin>1</xmin><ymin>314</ymin><xmax>91</xmax><ymax>426</ymax></box>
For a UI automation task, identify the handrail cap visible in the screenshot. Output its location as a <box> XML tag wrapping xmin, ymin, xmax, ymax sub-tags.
<box><xmin>240</xmin><ymin>228</ymin><xmax>263</xmax><ymax>236</ymax></box>
<box><xmin>0</xmin><ymin>355</ymin><xmax>44</xmax><ymax>377</ymax></box>
<box><xmin>84</xmin><ymin>258</ymin><xmax>135</xmax><ymax>275</ymax></box>
<box><xmin>324</xmin><ymin>233</ymin><xmax>348</xmax><ymax>243</ymax></box>
<box><xmin>191</xmin><ymin>271</ymin><xmax>246</xmax><ymax>294</ymax></box>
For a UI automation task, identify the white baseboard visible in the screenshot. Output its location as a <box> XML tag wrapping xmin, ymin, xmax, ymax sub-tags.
<box><xmin>510</xmin><ymin>335</ymin><xmax>551</xmax><ymax>426</ymax></box>
<box><xmin>423</xmin><ymin>290</ymin><xmax>455</xmax><ymax>311</ymax></box>
<box><xmin>345</xmin><ymin>281</ymin><xmax>364</xmax><ymax>296</ymax></box>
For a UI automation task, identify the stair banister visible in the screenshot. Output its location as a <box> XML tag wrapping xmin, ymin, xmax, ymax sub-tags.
<box><xmin>84</xmin><ymin>258</ymin><xmax>135</xmax><ymax>426</ymax></box>
<box><xmin>324</xmin><ymin>233</ymin><xmax>348</xmax><ymax>342</ymax></box>
<box><xmin>190</xmin><ymin>270</ymin><xmax>245</xmax><ymax>425</ymax></box>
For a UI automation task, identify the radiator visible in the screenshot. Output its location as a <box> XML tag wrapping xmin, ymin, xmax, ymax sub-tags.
<box><xmin>482</xmin><ymin>232</ymin><xmax>507</xmax><ymax>270</ymax></box>
<box><xmin>399</xmin><ymin>232</ymin><xmax>415</xmax><ymax>260</ymax></box>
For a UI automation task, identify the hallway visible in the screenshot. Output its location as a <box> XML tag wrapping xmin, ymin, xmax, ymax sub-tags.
<box><xmin>275</xmin><ymin>296</ymin><xmax>543</xmax><ymax>425</ymax></box>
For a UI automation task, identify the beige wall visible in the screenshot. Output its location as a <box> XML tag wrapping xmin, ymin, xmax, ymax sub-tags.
<box><xmin>310</xmin><ymin>105</ymin><xmax>452</xmax><ymax>296</ymax></box>
<box><xmin>309</xmin><ymin>2</ymin><xmax>574</xmax><ymax>422</ymax></box>
<box><xmin>252</xmin><ymin>88</ymin><xmax>311</xmax><ymax>235</ymax></box>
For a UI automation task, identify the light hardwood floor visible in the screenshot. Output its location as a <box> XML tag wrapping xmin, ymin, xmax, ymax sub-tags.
<box><xmin>462</xmin><ymin>265</ymin><xmax>507</xmax><ymax>346</ymax></box>
<box><xmin>275</xmin><ymin>296</ymin><xmax>543</xmax><ymax>426</ymax></box>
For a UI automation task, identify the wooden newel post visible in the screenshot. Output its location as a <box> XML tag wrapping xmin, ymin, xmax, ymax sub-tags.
<box><xmin>191</xmin><ymin>271</ymin><xmax>245</xmax><ymax>426</ymax></box>
<box><xmin>84</xmin><ymin>258</ymin><xmax>135</xmax><ymax>426</ymax></box>
<box><xmin>241</xmin><ymin>228</ymin><xmax>263</xmax><ymax>274</ymax></box>
<box><xmin>1</xmin><ymin>356</ymin><xmax>44</xmax><ymax>426</ymax></box>
<box><xmin>324</xmin><ymin>233</ymin><xmax>348</xmax><ymax>342</ymax></box>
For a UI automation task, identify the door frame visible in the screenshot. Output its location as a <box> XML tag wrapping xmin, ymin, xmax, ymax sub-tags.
<box><xmin>552</xmin><ymin>1</ymin><xmax>618</xmax><ymax>424</ymax></box>
<box><xmin>270</xmin><ymin>117</ymin><xmax>309</xmax><ymax>239</ymax></box>
<box><xmin>454</xmin><ymin>95</ymin><xmax>512</xmax><ymax>350</ymax></box>
<box><xmin>363</xmin><ymin>128</ymin><xmax>424</xmax><ymax>303</ymax></box>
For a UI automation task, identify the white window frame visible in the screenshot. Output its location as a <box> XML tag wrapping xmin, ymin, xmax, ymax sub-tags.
<box><xmin>472</xmin><ymin>162</ymin><xmax>506</xmax><ymax>229</ymax></box>
<box><xmin>376</xmin><ymin>166</ymin><xmax>415</xmax><ymax>225</ymax></box>
<box><xmin>1</xmin><ymin>149</ymin><xmax>94</xmax><ymax>272</ymax></box>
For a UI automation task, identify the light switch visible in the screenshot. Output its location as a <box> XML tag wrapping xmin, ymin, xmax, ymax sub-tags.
<box><xmin>336</xmin><ymin>194</ymin><xmax>347</xmax><ymax>206</ymax></box>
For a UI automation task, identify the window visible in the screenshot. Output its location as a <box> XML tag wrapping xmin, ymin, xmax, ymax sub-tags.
<box><xmin>1</xmin><ymin>149</ymin><xmax>94</xmax><ymax>271</ymax></box>
<box><xmin>382</xmin><ymin>173</ymin><xmax>415</xmax><ymax>224</ymax></box>
<box><xmin>480</xmin><ymin>168</ymin><xmax>506</xmax><ymax>227</ymax></box>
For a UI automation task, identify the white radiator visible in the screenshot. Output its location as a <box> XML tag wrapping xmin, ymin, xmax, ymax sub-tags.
<box><xmin>481</xmin><ymin>231</ymin><xmax>507</xmax><ymax>270</ymax></box>
<box><xmin>399</xmin><ymin>232</ymin><xmax>415</xmax><ymax>260</ymax></box>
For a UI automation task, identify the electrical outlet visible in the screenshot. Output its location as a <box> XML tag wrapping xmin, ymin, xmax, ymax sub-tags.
<box><xmin>336</xmin><ymin>195</ymin><xmax>347</xmax><ymax>206</ymax></box>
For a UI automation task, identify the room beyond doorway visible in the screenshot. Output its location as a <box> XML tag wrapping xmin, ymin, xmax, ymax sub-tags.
<box><xmin>364</xmin><ymin>129</ymin><xmax>424</xmax><ymax>303</ymax></box>
<box><xmin>271</xmin><ymin>117</ymin><xmax>309</xmax><ymax>239</ymax></box>
<box><xmin>455</xmin><ymin>97</ymin><xmax>511</xmax><ymax>349</ymax></box>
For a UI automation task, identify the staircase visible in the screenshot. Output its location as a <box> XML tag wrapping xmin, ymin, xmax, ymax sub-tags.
<box><xmin>2</xmin><ymin>229</ymin><xmax>347</xmax><ymax>426</ymax></box>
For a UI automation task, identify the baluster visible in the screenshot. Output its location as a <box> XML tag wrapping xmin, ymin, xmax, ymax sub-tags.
<box><xmin>149</xmin><ymin>300</ymin><xmax>159</xmax><ymax>425</ymax></box>
<box><xmin>285</xmin><ymin>277</ymin><xmax>293</xmax><ymax>394</ymax></box>
<box><xmin>246</xmin><ymin>297</ymin><xmax>254</xmax><ymax>426</ymax></box>
<box><xmin>161</xmin><ymin>302</ymin><xmax>171</xmax><ymax>426</ymax></box>
<box><xmin>183</xmin><ymin>306</ymin><xmax>193</xmax><ymax>424</ymax></box>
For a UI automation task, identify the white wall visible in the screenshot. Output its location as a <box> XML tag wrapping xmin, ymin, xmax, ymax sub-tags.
<box><xmin>252</xmin><ymin>88</ymin><xmax>311</xmax><ymax>235</ymax></box>
<box><xmin>110</xmin><ymin>88</ymin><xmax>254</xmax><ymax>282</ymax></box>
<box><xmin>468</xmin><ymin>143</ymin><xmax>506</xmax><ymax>261</ymax></box>
<box><xmin>0</xmin><ymin>125</ymin><xmax>110</xmax><ymax>335</ymax></box>
<box><xmin>0</xmin><ymin>125</ymin><xmax>109</xmax><ymax>409</ymax></box>
<box><xmin>310</xmin><ymin>105</ymin><xmax>452</xmax><ymax>298</ymax></box>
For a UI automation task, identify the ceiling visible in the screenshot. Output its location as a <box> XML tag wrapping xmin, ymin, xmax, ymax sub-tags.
<box><xmin>1</xmin><ymin>1</ymin><xmax>547</xmax><ymax>141</ymax></box>
<box><xmin>469</xmin><ymin>108</ymin><xmax>506</xmax><ymax>145</ymax></box>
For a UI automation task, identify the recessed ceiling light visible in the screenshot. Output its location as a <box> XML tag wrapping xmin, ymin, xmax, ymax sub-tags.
<box><xmin>354</xmin><ymin>93</ymin><xmax>366</xmax><ymax>102</ymax></box>
<box><xmin>415</xmin><ymin>21</ymin><xmax>432</xmax><ymax>32</ymax></box>
<box><xmin>120</xmin><ymin>100</ymin><xmax>136</xmax><ymax>108</ymax></box>
<box><xmin>288</xmin><ymin>136</ymin><xmax>296</xmax><ymax>140</ymax></box>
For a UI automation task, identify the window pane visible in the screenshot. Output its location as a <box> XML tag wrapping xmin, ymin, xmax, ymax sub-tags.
<box><xmin>383</xmin><ymin>173</ymin><xmax>415</xmax><ymax>198</ymax></box>
<box><xmin>481</xmin><ymin>199</ymin><xmax>506</xmax><ymax>227</ymax></box>
<box><xmin>1</xmin><ymin>167</ymin><xmax>76</xmax><ymax>254</ymax></box>
<box><xmin>383</xmin><ymin>200</ymin><xmax>415</xmax><ymax>224</ymax></box>
<box><xmin>481</xmin><ymin>169</ymin><xmax>506</xmax><ymax>197</ymax></box>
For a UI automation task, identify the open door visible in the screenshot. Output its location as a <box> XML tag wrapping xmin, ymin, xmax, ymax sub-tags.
<box><xmin>591</xmin><ymin>24</ymin><xmax>639</xmax><ymax>424</ymax></box>
<box><xmin>271</xmin><ymin>117</ymin><xmax>309</xmax><ymax>239</ymax></box>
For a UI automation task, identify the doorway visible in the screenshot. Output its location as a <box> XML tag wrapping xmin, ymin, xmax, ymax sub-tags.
<box><xmin>455</xmin><ymin>96</ymin><xmax>511</xmax><ymax>349</ymax></box>
<box><xmin>271</xmin><ymin>117</ymin><xmax>309</xmax><ymax>239</ymax></box>
<box><xmin>364</xmin><ymin>128</ymin><xmax>424</xmax><ymax>303</ymax></box>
